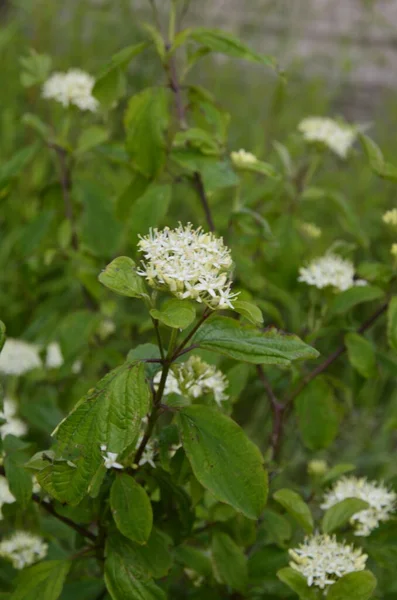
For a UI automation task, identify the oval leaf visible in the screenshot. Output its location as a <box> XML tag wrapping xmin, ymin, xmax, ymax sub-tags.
<box><xmin>345</xmin><ymin>333</ymin><xmax>377</xmax><ymax>379</ymax></box>
<box><xmin>99</xmin><ymin>256</ymin><xmax>147</xmax><ymax>298</ymax></box>
<box><xmin>277</xmin><ymin>567</ymin><xmax>321</xmax><ymax>600</ymax></box>
<box><xmin>295</xmin><ymin>377</ymin><xmax>339</xmax><ymax>450</ymax></box>
<box><xmin>212</xmin><ymin>532</ymin><xmax>248</xmax><ymax>592</ymax></box>
<box><xmin>11</xmin><ymin>560</ymin><xmax>71</xmax><ymax>600</ymax></box>
<box><xmin>176</xmin><ymin>405</ymin><xmax>268</xmax><ymax>519</ymax></box>
<box><xmin>329</xmin><ymin>285</ymin><xmax>383</xmax><ymax>316</ymax></box>
<box><xmin>111</xmin><ymin>473</ymin><xmax>153</xmax><ymax>544</ymax></box>
<box><xmin>273</xmin><ymin>489</ymin><xmax>314</xmax><ymax>533</ymax></box>
<box><xmin>322</xmin><ymin>498</ymin><xmax>369</xmax><ymax>534</ymax></box>
<box><xmin>233</xmin><ymin>300</ymin><xmax>263</xmax><ymax>326</ymax></box>
<box><xmin>150</xmin><ymin>299</ymin><xmax>196</xmax><ymax>330</ymax></box>
<box><xmin>327</xmin><ymin>571</ymin><xmax>377</xmax><ymax>600</ymax></box>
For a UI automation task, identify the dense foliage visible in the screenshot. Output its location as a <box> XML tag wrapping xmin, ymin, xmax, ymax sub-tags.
<box><xmin>1</xmin><ymin>1</ymin><xmax>397</xmax><ymax>599</ymax></box>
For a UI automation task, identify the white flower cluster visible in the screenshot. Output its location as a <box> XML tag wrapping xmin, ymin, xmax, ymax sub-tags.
<box><xmin>0</xmin><ymin>339</ymin><xmax>42</xmax><ymax>375</ymax></box>
<box><xmin>100</xmin><ymin>445</ymin><xmax>124</xmax><ymax>470</ymax></box>
<box><xmin>289</xmin><ymin>533</ymin><xmax>367</xmax><ymax>590</ymax></box>
<box><xmin>0</xmin><ymin>531</ymin><xmax>48</xmax><ymax>569</ymax></box>
<box><xmin>154</xmin><ymin>356</ymin><xmax>229</xmax><ymax>407</ymax></box>
<box><xmin>137</xmin><ymin>224</ymin><xmax>238</xmax><ymax>310</ymax></box>
<box><xmin>321</xmin><ymin>476</ymin><xmax>396</xmax><ymax>536</ymax></box>
<box><xmin>0</xmin><ymin>397</ymin><xmax>27</xmax><ymax>440</ymax></box>
<box><xmin>298</xmin><ymin>253</ymin><xmax>365</xmax><ymax>292</ymax></box>
<box><xmin>299</xmin><ymin>221</ymin><xmax>322</xmax><ymax>239</ymax></box>
<box><xmin>298</xmin><ymin>117</ymin><xmax>357</xmax><ymax>158</ymax></box>
<box><xmin>230</xmin><ymin>149</ymin><xmax>258</xmax><ymax>168</ymax></box>
<box><xmin>0</xmin><ymin>476</ymin><xmax>15</xmax><ymax>519</ymax></box>
<box><xmin>42</xmin><ymin>69</ymin><xmax>99</xmax><ymax>112</ymax></box>
<box><xmin>383</xmin><ymin>208</ymin><xmax>397</xmax><ymax>228</ymax></box>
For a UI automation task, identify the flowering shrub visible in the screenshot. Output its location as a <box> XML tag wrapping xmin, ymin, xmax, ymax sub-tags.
<box><xmin>1</xmin><ymin>1</ymin><xmax>397</xmax><ymax>599</ymax></box>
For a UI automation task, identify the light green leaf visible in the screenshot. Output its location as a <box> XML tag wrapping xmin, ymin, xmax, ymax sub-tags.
<box><xmin>277</xmin><ymin>567</ymin><xmax>321</xmax><ymax>600</ymax></box>
<box><xmin>233</xmin><ymin>300</ymin><xmax>263</xmax><ymax>326</ymax></box>
<box><xmin>233</xmin><ymin>159</ymin><xmax>279</xmax><ymax>178</ymax></box>
<box><xmin>110</xmin><ymin>473</ymin><xmax>153</xmax><ymax>544</ymax></box>
<box><xmin>22</xmin><ymin>113</ymin><xmax>51</xmax><ymax>138</ymax></box>
<box><xmin>19</xmin><ymin>49</ymin><xmax>52</xmax><ymax>87</ymax></box>
<box><xmin>99</xmin><ymin>256</ymin><xmax>147</xmax><ymax>299</ymax></box>
<box><xmin>360</xmin><ymin>133</ymin><xmax>397</xmax><ymax>182</ymax></box>
<box><xmin>188</xmin><ymin>28</ymin><xmax>275</xmax><ymax>68</ymax></box>
<box><xmin>212</xmin><ymin>532</ymin><xmax>248</xmax><ymax>592</ymax></box>
<box><xmin>273</xmin><ymin>489</ymin><xmax>314</xmax><ymax>533</ymax></box>
<box><xmin>387</xmin><ymin>297</ymin><xmax>397</xmax><ymax>352</ymax></box>
<box><xmin>11</xmin><ymin>560</ymin><xmax>71</xmax><ymax>600</ymax></box>
<box><xmin>176</xmin><ymin>405</ymin><xmax>268</xmax><ymax>519</ymax></box>
<box><xmin>150</xmin><ymin>299</ymin><xmax>196</xmax><ymax>330</ymax></box>
<box><xmin>142</xmin><ymin>23</ymin><xmax>166</xmax><ymax>61</ymax></box>
<box><xmin>125</xmin><ymin>87</ymin><xmax>169</xmax><ymax>178</ymax></box>
<box><xmin>93</xmin><ymin>42</ymin><xmax>148</xmax><ymax>107</ymax></box>
<box><xmin>173</xmin><ymin>127</ymin><xmax>220</xmax><ymax>156</ymax></box>
<box><xmin>76</xmin><ymin>126</ymin><xmax>109</xmax><ymax>154</ymax></box>
<box><xmin>329</xmin><ymin>285</ymin><xmax>383</xmax><ymax>316</ymax></box>
<box><xmin>322</xmin><ymin>498</ymin><xmax>369</xmax><ymax>534</ymax></box>
<box><xmin>295</xmin><ymin>377</ymin><xmax>339</xmax><ymax>450</ymax></box>
<box><xmin>48</xmin><ymin>363</ymin><xmax>150</xmax><ymax>504</ymax></box>
<box><xmin>345</xmin><ymin>333</ymin><xmax>377</xmax><ymax>378</ymax></box>
<box><xmin>193</xmin><ymin>316</ymin><xmax>319</xmax><ymax>365</ymax></box>
<box><xmin>327</xmin><ymin>571</ymin><xmax>377</xmax><ymax>600</ymax></box>
<box><xmin>0</xmin><ymin>321</ymin><xmax>5</xmax><ymax>353</ymax></box>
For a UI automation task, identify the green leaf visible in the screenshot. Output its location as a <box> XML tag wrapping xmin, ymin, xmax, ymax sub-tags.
<box><xmin>193</xmin><ymin>316</ymin><xmax>319</xmax><ymax>365</ymax></box>
<box><xmin>93</xmin><ymin>42</ymin><xmax>148</xmax><ymax>108</ymax></box>
<box><xmin>17</xmin><ymin>210</ymin><xmax>55</xmax><ymax>257</ymax></box>
<box><xmin>11</xmin><ymin>560</ymin><xmax>71</xmax><ymax>600</ymax></box>
<box><xmin>360</xmin><ymin>133</ymin><xmax>397</xmax><ymax>182</ymax></box>
<box><xmin>76</xmin><ymin>126</ymin><xmax>109</xmax><ymax>155</ymax></box>
<box><xmin>57</xmin><ymin>310</ymin><xmax>99</xmax><ymax>360</ymax></box>
<box><xmin>22</xmin><ymin>113</ymin><xmax>51</xmax><ymax>138</ymax></box>
<box><xmin>295</xmin><ymin>377</ymin><xmax>339</xmax><ymax>450</ymax></box>
<box><xmin>173</xmin><ymin>127</ymin><xmax>220</xmax><ymax>156</ymax></box>
<box><xmin>277</xmin><ymin>567</ymin><xmax>321</xmax><ymax>600</ymax></box>
<box><xmin>150</xmin><ymin>299</ymin><xmax>196</xmax><ymax>330</ymax></box>
<box><xmin>110</xmin><ymin>473</ymin><xmax>153</xmax><ymax>544</ymax></box>
<box><xmin>329</xmin><ymin>285</ymin><xmax>383</xmax><ymax>316</ymax></box>
<box><xmin>125</xmin><ymin>87</ymin><xmax>169</xmax><ymax>178</ymax></box>
<box><xmin>188</xmin><ymin>28</ymin><xmax>275</xmax><ymax>68</ymax></box>
<box><xmin>327</xmin><ymin>571</ymin><xmax>377</xmax><ymax>600</ymax></box>
<box><xmin>116</xmin><ymin>172</ymin><xmax>150</xmax><ymax>220</ymax></box>
<box><xmin>20</xmin><ymin>49</ymin><xmax>52</xmax><ymax>87</ymax></box>
<box><xmin>3</xmin><ymin>436</ymin><xmax>32</xmax><ymax>509</ymax></box>
<box><xmin>212</xmin><ymin>532</ymin><xmax>248</xmax><ymax>592</ymax></box>
<box><xmin>174</xmin><ymin>545</ymin><xmax>212</xmax><ymax>577</ymax></box>
<box><xmin>99</xmin><ymin>256</ymin><xmax>147</xmax><ymax>299</ymax></box>
<box><xmin>261</xmin><ymin>509</ymin><xmax>292</xmax><ymax>545</ymax></box>
<box><xmin>321</xmin><ymin>464</ymin><xmax>356</xmax><ymax>485</ymax></box>
<box><xmin>322</xmin><ymin>498</ymin><xmax>369</xmax><ymax>534</ymax></box>
<box><xmin>176</xmin><ymin>405</ymin><xmax>267</xmax><ymax>519</ymax></box>
<box><xmin>105</xmin><ymin>531</ymin><xmax>167</xmax><ymax>600</ymax></box>
<box><xmin>387</xmin><ymin>297</ymin><xmax>397</xmax><ymax>352</ymax></box>
<box><xmin>345</xmin><ymin>333</ymin><xmax>377</xmax><ymax>378</ymax></box>
<box><xmin>48</xmin><ymin>363</ymin><xmax>150</xmax><ymax>504</ymax></box>
<box><xmin>0</xmin><ymin>321</ymin><xmax>5</xmax><ymax>353</ymax></box>
<box><xmin>233</xmin><ymin>300</ymin><xmax>263</xmax><ymax>326</ymax></box>
<box><xmin>129</xmin><ymin>183</ymin><xmax>171</xmax><ymax>245</ymax></box>
<box><xmin>273</xmin><ymin>489</ymin><xmax>313</xmax><ymax>533</ymax></box>
<box><xmin>79</xmin><ymin>180</ymin><xmax>122</xmax><ymax>257</ymax></box>
<box><xmin>233</xmin><ymin>159</ymin><xmax>279</xmax><ymax>178</ymax></box>
<box><xmin>142</xmin><ymin>23</ymin><xmax>166</xmax><ymax>61</ymax></box>
<box><xmin>0</xmin><ymin>143</ymin><xmax>39</xmax><ymax>190</ymax></box>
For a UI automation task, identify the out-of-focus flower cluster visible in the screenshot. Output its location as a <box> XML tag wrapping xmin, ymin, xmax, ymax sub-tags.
<box><xmin>137</xmin><ymin>224</ymin><xmax>238</xmax><ymax>310</ymax></box>
<box><xmin>0</xmin><ymin>397</ymin><xmax>27</xmax><ymax>440</ymax></box>
<box><xmin>383</xmin><ymin>208</ymin><xmax>397</xmax><ymax>228</ymax></box>
<box><xmin>289</xmin><ymin>533</ymin><xmax>367</xmax><ymax>590</ymax></box>
<box><xmin>298</xmin><ymin>117</ymin><xmax>357</xmax><ymax>158</ymax></box>
<box><xmin>0</xmin><ymin>476</ymin><xmax>15</xmax><ymax>519</ymax></box>
<box><xmin>321</xmin><ymin>476</ymin><xmax>396</xmax><ymax>536</ymax></box>
<box><xmin>154</xmin><ymin>356</ymin><xmax>229</xmax><ymax>407</ymax></box>
<box><xmin>299</xmin><ymin>221</ymin><xmax>322</xmax><ymax>239</ymax></box>
<box><xmin>42</xmin><ymin>69</ymin><xmax>98</xmax><ymax>112</ymax></box>
<box><xmin>298</xmin><ymin>253</ymin><xmax>366</xmax><ymax>292</ymax></box>
<box><xmin>230</xmin><ymin>149</ymin><xmax>258</xmax><ymax>168</ymax></box>
<box><xmin>0</xmin><ymin>531</ymin><xmax>48</xmax><ymax>569</ymax></box>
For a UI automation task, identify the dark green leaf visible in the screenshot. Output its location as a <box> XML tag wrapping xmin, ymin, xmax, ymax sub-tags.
<box><xmin>273</xmin><ymin>489</ymin><xmax>313</xmax><ymax>533</ymax></box>
<box><xmin>345</xmin><ymin>333</ymin><xmax>377</xmax><ymax>378</ymax></box>
<box><xmin>295</xmin><ymin>377</ymin><xmax>339</xmax><ymax>450</ymax></box>
<box><xmin>176</xmin><ymin>405</ymin><xmax>267</xmax><ymax>519</ymax></box>
<box><xmin>322</xmin><ymin>498</ymin><xmax>369</xmax><ymax>534</ymax></box>
<box><xmin>99</xmin><ymin>257</ymin><xmax>147</xmax><ymax>299</ymax></box>
<box><xmin>387</xmin><ymin>297</ymin><xmax>397</xmax><ymax>352</ymax></box>
<box><xmin>0</xmin><ymin>143</ymin><xmax>39</xmax><ymax>190</ymax></box>
<box><xmin>277</xmin><ymin>567</ymin><xmax>321</xmax><ymax>600</ymax></box>
<box><xmin>110</xmin><ymin>473</ymin><xmax>153</xmax><ymax>544</ymax></box>
<box><xmin>125</xmin><ymin>88</ymin><xmax>169</xmax><ymax>178</ymax></box>
<box><xmin>76</xmin><ymin>126</ymin><xmax>109</xmax><ymax>154</ymax></box>
<box><xmin>150</xmin><ymin>299</ymin><xmax>196</xmax><ymax>330</ymax></box>
<box><xmin>212</xmin><ymin>532</ymin><xmax>248</xmax><ymax>592</ymax></box>
<box><xmin>233</xmin><ymin>300</ymin><xmax>263</xmax><ymax>326</ymax></box>
<box><xmin>79</xmin><ymin>180</ymin><xmax>122</xmax><ymax>257</ymax></box>
<box><xmin>326</xmin><ymin>571</ymin><xmax>376</xmax><ymax>600</ymax></box>
<box><xmin>129</xmin><ymin>183</ymin><xmax>171</xmax><ymax>245</ymax></box>
<box><xmin>174</xmin><ymin>545</ymin><xmax>212</xmax><ymax>577</ymax></box>
<box><xmin>329</xmin><ymin>285</ymin><xmax>383</xmax><ymax>316</ymax></box>
<box><xmin>11</xmin><ymin>560</ymin><xmax>70</xmax><ymax>600</ymax></box>
<box><xmin>193</xmin><ymin>316</ymin><xmax>319</xmax><ymax>365</ymax></box>
<box><xmin>261</xmin><ymin>509</ymin><xmax>292</xmax><ymax>545</ymax></box>
<box><xmin>0</xmin><ymin>321</ymin><xmax>5</xmax><ymax>353</ymax></box>
<box><xmin>3</xmin><ymin>436</ymin><xmax>32</xmax><ymax>509</ymax></box>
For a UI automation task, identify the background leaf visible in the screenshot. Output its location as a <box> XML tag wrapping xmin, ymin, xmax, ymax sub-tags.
<box><xmin>110</xmin><ymin>473</ymin><xmax>153</xmax><ymax>544</ymax></box>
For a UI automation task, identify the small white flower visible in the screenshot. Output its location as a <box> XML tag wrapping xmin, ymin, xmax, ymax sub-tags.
<box><xmin>299</xmin><ymin>221</ymin><xmax>322</xmax><ymax>239</ymax></box>
<box><xmin>354</xmin><ymin>279</ymin><xmax>368</xmax><ymax>287</ymax></box>
<box><xmin>0</xmin><ymin>531</ymin><xmax>48</xmax><ymax>569</ymax></box>
<box><xmin>321</xmin><ymin>476</ymin><xmax>396</xmax><ymax>536</ymax></box>
<box><xmin>289</xmin><ymin>534</ymin><xmax>367</xmax><ymax>590</ymax></box>
<box><xmin>45</xmin><ymin>342</ymin><xmax>64</xmax><ymax>369</ymax></box>
<box><xmin>298</xmin><ymin>253</ymin><xmax>356</xmax><ymax>292</ymax></box>
<box><xmin>100</xmin><ymin>445</ymin><xmax>124</xmax><ymax>470</ymax></box>
<box><xmin>0</xmin><ymin>397</ymin><xmax>27</xmax><ymax>440</ymax></box>
<box><xmin>134</xmin><ymin>418</ymin><xmax>157</xmax><ymax>469</ymax></box>
<box><xmin>0</xmin><ymin>476</ymin><xmax>16</xmax><ymax>519</ymax></box>
<box><xmin>0</xmin><ymin>339</ymin><xmax>42</xmax><ymax>375</ymax></box>
<box><xmin>298</xmin><ymin>117</ymin><xmax>357</xmax><ymax>158</ymax></box>
<box><xmin>383</xmin><ymin>208</ymin><xmax>397</xmax><ymax>228</ymax></box>
<box><xmin>42</xmin><ymin>69</ymin><xmax>99</xmax><ymax>112</ymax></box>
<box><xmin>154</xmin><ymin>356</ymin><xmax>229</xmax><ymax>407</ymax></box>
<box><xmin>137</xmin><ymin>223</ymin><xmax>239</xmax><ymax>310</ymax></box>
<box><xmin>230</xmin><ymin>149</ymin><xmax>258</xmax><ymax>167</ymax></box>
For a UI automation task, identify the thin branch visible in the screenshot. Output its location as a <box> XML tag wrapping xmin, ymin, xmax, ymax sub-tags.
<box><xmin>32</xmin><ymin>494</ymin><xmax>97</xmax><ymax>542</ymax></box>
<box><xmin>171</xmin><ymin>309</ymin><xmax>211</xmax><ymax>360</ymax></box>
<box><xmin>151</xmin><ymin>316</ymin><xmax>165</xmax><ymax>359</ymax></box>
<box><xmin>256</xmin><ymin>366</ymin><xmax>284</xmax><ymax>459</ymax></box>
<box><xmin>192</xmin><ymin>172</ymin><xmax>215</xmax><ymax>232</ymax></box>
